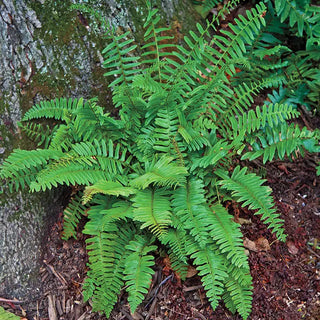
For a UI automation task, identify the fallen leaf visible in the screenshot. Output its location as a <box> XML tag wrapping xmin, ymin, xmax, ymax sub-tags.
<box><xmin>287</xmin><ymin>241</ymin><xmax>299</xmax><ymax>255</ymax></box>
<box><xmin>278</xmin><ymin>164</ymin><xmax>289</xmax><ymax>174</ymax></box>
<box><xmin>256</xmin><ymin>237</ymin><xmax>271</xmax><ymax>251</ymax></box>
<box><xmin>243</xmin><ymin>237</ymin><xmax>270</xmax><ymax>252</ymax></box>
<box><xmin>243</xmin><ymin>238</ymin><xmax>257</xmax><ymax>252</ymax></box>
<box><xmin>238</xmin><ymin>217</ymin><xmax>252</xmax><ymax>225</ymax></box>
<box><xmin>186</xmin><ymin>265</ymin><xmax>198</xmax><ymax>278</ymax></box>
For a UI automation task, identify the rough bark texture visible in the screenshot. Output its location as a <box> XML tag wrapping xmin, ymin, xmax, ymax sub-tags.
<box><xmin>0</xmin><ymin>0</ymin><xmax>201</xmax><ymax>301</ymax></box>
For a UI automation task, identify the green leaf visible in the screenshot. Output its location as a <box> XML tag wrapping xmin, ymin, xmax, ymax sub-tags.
<box><xmin>83</xmin><ymin>181</ymin><xmax>136</xmax><ymax>204</ymax></box>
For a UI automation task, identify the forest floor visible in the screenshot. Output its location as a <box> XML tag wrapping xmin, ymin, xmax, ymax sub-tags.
<box><xmin>3</xmin><ymin>115</ymin><xmax>320</xmax><ymax>320</ymax></box>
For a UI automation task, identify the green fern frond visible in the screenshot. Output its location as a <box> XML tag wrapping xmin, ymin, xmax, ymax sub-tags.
<box><xmin>124</xmin><ymin>235</ymin><xmax>157</xmax><ymax>312</ymax></box>
<box><xmin>206</xmin><ymin>3</ymin><xmax>266</xmax><ymax>78</ymax></box>
<box><xmin>141</xmin><ymin>2</ymin><xmax>175</xmax><ymax>79</ymax></box>
<box><xmin>130</xmin><ymin>156</ymin><xmax>188</xmax><ymax>189</ymax></box>
<box><xmin>49</xmin><ymin>124</ymin><xmax>73</xmax><ymax>151</ymax></box>
<box><xmin>85</xmin><ymin>198</ymin><xmax>134</xmax><ymax>232</ymax></box>
<box><xmin>18</xmin><ymin>121</ymin><xmax>54</xmax><ymax>148</ymax></box>
<box><xmin>190</xmin><ymin>140</ymin><xmax>230</xmax><ymax>171</ymax></box>
<box><xmin>71</xmin><ymin>140</ymin><xmax>132</xmax><ymax>178</ymax></box>
<box><xmin>223</xmin><ymin>264</ymin><xmax>253</xmax><ymax>320</ymax></box>
<box><xmin>275</xmin><ymin>0</ymin><xmax>309</xmax><ymax>36</ymax></box>
<box><xmin>242</xmin><ymin>123</ymin><xmax>320</xmax><ymax>163</ymax></box>
<box><xmin>132</xmin><ymin>73</ymin><xmax>164</xmax><ymax>95</ymax></box>
<box><xmin>22</xmin><ymin>97</ymin><xmax>82</xmax><ymax>121</ymax></box>
<box><xmin>0</xmin><ymin>149</ymin><xmax>63</xmax><ymax>179</ymax></box>
<box><xmin>102</xmin><ymin>27</ymin><xmax>141</xmax><ymax>87</ymax></box>
<box><xmin>153</xmin><ymin>108</ymin><xmax>186</xmax><ymax>158</ymax></box>
<box><xmin>84</xmin><ymin>221</ymin><xmax>137</xmax><ymax>316</ymax></box>
<box><xmin>216</xmin><ymin>166</ymin><xmax>286</xmax><ymax>241</ymax></box>
<box><xmin>215</xmin><ymin>81</ymin><xmax>262</xmax><ymax>133</ymax></box>
<box><xmin>0</xmin><ymin>149</ymin><xmax>64</xmax><ymax>191</ymax></box>
<box><xmin>132</xmin><ymin>188</ymin><xmax>172</xmax><ymax>237</ymax></box>
<box><xmin>30</xmin><ymin>164</ymin><xmax>108</xmax><ymax>192</ymax></box>
<box><xmin>161</xmin><ymin>228</ymin><xmax>189</xmax><ymax>279</ymax></box>
<box><xmin>171</xmin><ymin>178</ymin><xmax>211</xmax><ymax>247</ymax></box>
<box><xmin>230</xmin><ymin>103</ymin><xmax>300</xmax><ymax>137</ymax></box>
<box><xmin>186</xmin><ymin>237</ymin><xmax>228</xmax><ymax>309</ymax></box>
<box><xmin>83</xmin><ymin>180</ymin><xmax>136</xmax><ymax>204</ymax></box>
<box><xmin>168</xmin><ymin>250</ymin><xmax>189</xmax><ymax>280</ymax></box>
<box><xmin>161</xmin><ymin>228</ymin><xmax>188</xmax><ymax>264</ymax></box>
<box><xmin>177</xmin><ymin>111</ymin><xmax>211</xmax><ymax>151</ymax></box>
<box><xmin>208</xmin><ymin>203</ymin><xmax>249</xmax><ymax>269</ymax></box>
<box><xmin>62</xmin><ymin>192</ymin><xmax>87</xmax><ymax>240</ymax></box>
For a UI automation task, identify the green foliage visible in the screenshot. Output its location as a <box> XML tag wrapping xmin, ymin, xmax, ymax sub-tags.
<box><xmin>0</xmin><ymin>307</ymin><xmax>20</xmax><ymax>320</ymax></box>
<box><xmin>1</xmin><ymin>1</ymin><xmax>319</xmax><ymax>319</ymax></box>
<box><xmin>62</xmin><ymin>192</ymin><xmax>87</xmax><ymax>240</ymax></box>
<box><xmin>232</xmin><ymin>0</ymin><xmax>320</xmax><ymax>112</ymax></box>
<box><xmin>124</xmin><ymin>235</ymin><xmax>158</xmax><ymax>312</ymax></box>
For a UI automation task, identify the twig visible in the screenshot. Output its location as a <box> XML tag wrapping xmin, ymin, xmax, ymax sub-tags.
<box><xmin>44</xmin><ymin>260</ymin><xmax>68</xmax><ymax>286</ymax></box>
<box><xmin>120</xmin><ymin>308</ymin><xmax>134</xmax><ymax>320</ymax></box>
<box><xmin>0</xmin><ymin>297</ymin><xmax>24</xmax><ymax>304</ymax></box>
<box><xmin>191</xmin><ymin>307</ymin><xmax>207</xmax><ymax>320</ymax></box>
<box><xmin>306</xmin><ymin>246</ymin><xmax>320</xmax><ymax>259</ymax></box>
<box><xmin>145</xmin><ymin>274</ymin><xmax>173</xmax><ymax>309</ymax></box>
<box><xmin>163</xmin><ymin>306</ymin><xmax>188</xmax><ymax>317</ymax></box>
<box><xmin>145</xmin><ymin>297</ymin><xmax>157</xmax><ymax>320</ymax></box>
<box><xmin>183</xmin><ymin>285</ymin><xmax>203</xmax><ymax>292</ymax></box>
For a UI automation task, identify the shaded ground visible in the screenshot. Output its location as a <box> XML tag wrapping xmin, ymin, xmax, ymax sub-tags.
<box><xmin>2</xmin><ymin>145</ymin><xmax>320</xmax><ymax>320</ymax></box>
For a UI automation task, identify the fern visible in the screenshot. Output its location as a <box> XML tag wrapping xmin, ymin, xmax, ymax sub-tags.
<box><xmin>186</xmin><ymin>237</ymin><xmax>228</xmax><ymax>309</ymax></box>
<box><xmin>275</xmin><ymin>0</ymin><xmax>309</xmax><ymax>36</ymax></box>
<box><xmin>223</xmin><ymin>264</ymin><xmax>253</xmax><ymax>320</ymax></box>
<box><xmin>1</xmin><ymin>1</ymin><xmax>319</xmax><ymax>319</ymax></box>
<box><xmin>215</xmin><ymin>166</ymin><xmax>286</xmax><ymax>241</ymax></box>
<box><xmin>132</xmin><ymin>188</ymin><xmax>172</xmax><ymax>237</ymax></box>
<box><xmin>124</xmin><ymin>235</ymin><xmax>157</xmax><ymax>313</ymax></box>
<box><xmin>130</xmin><ymin>156</ymin><xmax>188</xmax><ymax>189</ymax></box>
<box><xmin>241</xmin><ymin>123</ymin><xmax>320</xmax><ymax>163</ymax></box>
<box><xmin>22</xmin><ymin>97</ymin><xmax>82</xmax><ymax>121</ymax></box>
<box><xmin>83</xmin><ymin>220</ymin><xmax>137</xmax><ymax>316</ymax></box>
<box><xmin>102</xmin><ymin>28</ymin><xmax>141</xmax><ymax>87</ymax></box>
<box><xmin>208</xmin><ymin>203</ymin><xmax>249</xmax><ymax>268</ymax></box>
<box><xmin>172</xmin><ymin>178</ymin><xmax>212</xmax><ymax>247</ymax></box>
<box><xmin>62</xmin><ymin>192</ymin><xmax>87</xmax><ymax>240</ymax></box>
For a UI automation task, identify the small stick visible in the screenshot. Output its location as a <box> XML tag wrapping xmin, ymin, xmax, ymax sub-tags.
<box><xmin>191</xmin><ymin>307</ymin><xmax>207</xmax><ymax>320</ymax></box>
<box><xmin>145</xmin><ymin>274</ymin><xmax>173</xmax><ymax>308</ymax></box>
<box><xmin>306</xmin><ymin>246</ymin><xmax>320</xmax><ymax>259</ymax></box>
<box><xmin>44</xmin><ymin>260</ymin><xmax>68</xmax><ymax>286</ymax></box>
<box><xmin>0</xmin><ymin>297</ymin><xmax>24</xmax><ymax>304</ymax></box>
<box><xmin>145</xmin><ymin>297</ymin><xmax>157</xmax><ymax>320</ymax></box>
<box><xmin>183</xmin><ymin>285</ymin><xmax>203</xmax><ymax>292</ymax></box>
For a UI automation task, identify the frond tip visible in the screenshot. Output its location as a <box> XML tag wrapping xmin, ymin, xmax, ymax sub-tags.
<box><xmin>124</xmin><ymin>235</ymin><xmax>157</xmax><ymax>313</ymax></box>
<box><xmin>216</xmin><ymin>166</ymin><xmax>286</xmax><ymax>241</ymax></box>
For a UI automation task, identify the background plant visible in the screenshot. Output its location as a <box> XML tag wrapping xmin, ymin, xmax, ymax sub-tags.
<box><xmin>1</xmin><ymin>0</ymin><xmax>319</xmax><ymax>319</ymax></box>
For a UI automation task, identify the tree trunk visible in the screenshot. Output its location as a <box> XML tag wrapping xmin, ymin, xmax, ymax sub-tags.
<box><xmin>0</xmin><ymin>0</ymin><xmax>202</xmax><ymax>300</ymax></box>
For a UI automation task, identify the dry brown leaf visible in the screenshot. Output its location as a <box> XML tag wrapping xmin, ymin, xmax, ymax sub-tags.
<box><xmin>186</xmin><ymin>265</ymin><xmax>198</xmax><ymax>278</ymax></box>
<box><xmin>238</xmin><ymin>217</ymin><xmax>252</xmax><ymax>225</ymax></box>
<box><xmin>287</xmin><ymin>241</ymin><xmax>299</xmax><ymax>255</ymax></box>
<box><xmin>243</xmin><ymin>238</ymin><xmax>258</xmax><ymax>252</ymax></box>
<box><xmin>256</xmin><ymin>237</ymin><xmax>271</xmax><ymax>251</ymax></box>
<box><xmin>243</xmin><ymin>237</ymin><xmax>270</xmax><ymax>252</ymax></box>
